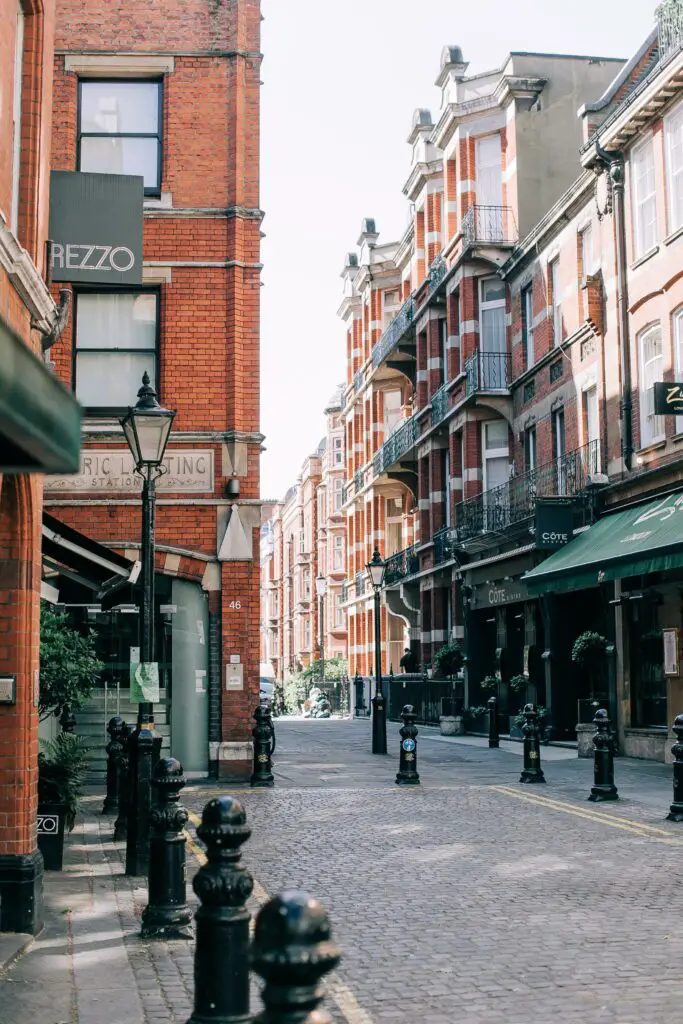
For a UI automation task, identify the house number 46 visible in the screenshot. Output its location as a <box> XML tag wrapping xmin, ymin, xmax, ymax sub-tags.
<box><xmin>228</xmin><ymin>601</ymin><xmax>242</xmax><ymax>610</ymax></box>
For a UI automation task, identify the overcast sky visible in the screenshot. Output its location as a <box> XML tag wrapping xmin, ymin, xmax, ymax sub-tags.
<box><xmin>259</xmin><ymin>0</ymin><xmax>659</xmax><ymax>501</ymax></box>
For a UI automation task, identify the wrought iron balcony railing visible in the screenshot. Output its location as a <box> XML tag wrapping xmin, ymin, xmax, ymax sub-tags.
<box><xmin>341</xmin><ymin>580</ymin><xmax>348</xmax><ymax>603</ymax></box>
<box><xmin>433</xmin><ymin>525</ymin><xmax>458</xmax><ymax>565</ymax></box>
<box><xmin>372</xmin><ymin>296</ymin><xmax>416</xmax><ymax>369</ymax></box>
<box><xmin>453</xmin><ymin>440</ymin><xmax>601</xmax><ymax>544</ymax></box>
<box><xmin>372</xmin><ymin>415</ymin><xmax>419</xmax><ymax>477</ymax></box>
<box><xmin>384</xmin><ymin>543</ymin><xmax>420</xmax><ymax>585</ymax></box>
<box><xmin>354</xmin><ymin>468</ymin><xmax>364</xmax><ymax>493</ymax></box>
<box><xmin>465</xmin><ymin>350</ymin><xmax>511</xmax><ymax>395</ymax></box>
<box><xmin>658</xmin><ymin>0</ymin><xmax>683</xmax><ymax>56</ymax></box>
<box><xmin>462</xmin><ymin>205</ymin><xmax>517</xmax><ymax>246</ymax></box>
<box><xmin>431</xmin><ymin>382</ymin><xmax>450</xmax><ymax>426</ymax></box>
<box><xmin>355</xmin><ymin>572</ymin><xmax>368</xmax><ymax>599</ymax></box>
<box><xmin>353</xmin><ymin>368</ymin><xmax>364</xmax><ymax>393</ymax></box>
<box><xmin>427</xmin><ymin>255</ymin><xmax>447</xmax><ymax>295</ymax></box>
<box><xmin>342</xmin><ymin>482</ymin><xmax>351</xmax><ymax>504</ymax></box>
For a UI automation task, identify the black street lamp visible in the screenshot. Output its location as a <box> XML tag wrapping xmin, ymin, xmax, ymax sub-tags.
<box><xmin>367</xmin><ymin>546</ymin><xmax>387</xmax><ymax>754</ymax></box>
<box><xmin>315</xmin><ymin>574</ymin><xmax>326</xmax><ymax>687</ymax></box>
<box><xmin>119</xmin><ymin>372</ymin><xmax>176</xmax><ymax>876</ymax></box>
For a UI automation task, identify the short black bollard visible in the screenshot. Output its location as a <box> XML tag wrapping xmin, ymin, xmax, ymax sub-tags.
<box><xmin>354</xmin><ymin>673</ymin><xmax>366</xmax><ymax>717</ymax></box>
<box><xmin>186</xmin><ymin>796</ymin><xmax>253</xmax><ymax>1024</ymax></box>
<box><xmin>667</xmin><ymin>715</ymin><xmax>683</xmax><ymax>821</ymax></box>
<box><xmin>488</xmin><ymin>695</ymin><xmax>499</xmax><ymax>749</ymax></box>
<box><xmin>519</xmin><ymin>704</ymin><xmax>546</xmax><ymax>784</ymax></box>
<box><xmin>60</xmin><ymin>703</ymin><xmax>76</xmax><ymax>734</ymax></box>
<box><xmin>396</xmin><ymin>704</ymin><xmax>420</xmax><ymax>785</ymax></box>
<box><xmin>140</xmin><ymin>758</ymin><xmax>192</xmax><ymax>939</ymax></box>
<box><xmin>588</xmin><ymin>708</ymin><xmax>618</xmax><ymax>802</ymax></box>
<box><xmin>251</xmin><ymin>703</ymin><xmax>275</xmax><ymax>788</ymax></box>
<box><xmin>251</xmin><ymin>891</ymin><xmax>341</xmax><ymax>1024</ymax></box>
<box><xmin>114</xmin><ymin>722</ymin><xmax>131</xmax><ymax>841</ymax></box>
<box><xmin>103</xmin><ymin>715</ymin><xmax>125</xmax><ymax>815</ymax></box>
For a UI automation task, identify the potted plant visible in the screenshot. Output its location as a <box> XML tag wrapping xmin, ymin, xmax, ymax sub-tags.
<box><xmin>571</xmin><ymin>631</ymin><xmax>608</xmax><ymax>699</ymax></box>
<box><xmin>512</xmin><ymin>706</ymin><xmax>550</xmax><ymax>743</ymax></box>
<box><xmin>463</xmin><ymin>705</ymin><xmax>489</xmax><ymax>734</ymax></box>
<box><xmin>479</xmin><ymin>675</ymin><xmax>498</xmax><ymax>693</ymax></box>
<box><xmin>37</xmin><ymin>733</ymin><xmax>90</xmax><ymax>870</ymax></box>
<box><xmin>39</xmin><ymin>603</ymin><xmax>103</xmax><ymax>723</ymax></box>
<box><xmin>434</xmin><ymin>643</ymin><xmax>464</xmax><ymax>734</ymax></box>
<box><xmin>508</xmin><ymin>674</ymin><xmax>528</xmax><ymax>733</ymax></box>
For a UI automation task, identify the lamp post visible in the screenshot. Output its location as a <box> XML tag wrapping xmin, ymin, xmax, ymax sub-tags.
<box><xmin>315</xmin><ymin>575</ymin><xmax>326</xmax><ymax>687</ymax></box>
<box><xmin>367</xmin><ymin>546</ymin><xmax>387</xmax><ymax>754</ymax></box>
<box><xmin>119</xmin><ymin>372</ymin><xmax>176</xmax><ymax>876</ymax></box>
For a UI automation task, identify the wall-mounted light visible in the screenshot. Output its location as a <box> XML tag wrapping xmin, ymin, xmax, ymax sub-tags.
<box><xmin>226</xmin><ymin>477</ymin><xmax>240</xmax><ymax>499</ymax></box>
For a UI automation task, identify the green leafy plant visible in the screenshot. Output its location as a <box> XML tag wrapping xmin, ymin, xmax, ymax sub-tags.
<box><xmin>571</xmin><ymin>631</ymin><xmax>608</xmax><ymax>668</ymax></box>
<box><xmin>39</xmin><ymin>604</ymin><xmax>103</xmax><ymax>722</ymax></box>
<box><xmin>513</xmin><ymin>705</ymin><xmax>549</xmax><ymax>729</ymax></box>
<box><xmin>299</xmin><ymin>655</ymin><xmax>348</xmax><ymax>684</ymax></box>
<box><xmin>463</xmin><ymin>705</ymin><xmax>488</xmax><ymax>728</ymax></box>
<box><xmin>38</xmin><ymin>733</ymin><xmax>90</xmax><ymax>831</ymax></box>
<box><xmin>479</xmin><ymin>675</ymin><xmax>498</xmax><ymax>692</ymax></box>
<box><xmin>508</xmin><ymin>675</ymin><xmax>528</xmax><ymax>693</ymax></box>
<box><xmin>433</xmin><ymin>643</ymin><xmax>464</xmax><ymax>679</ymax></box>
<box><xmin>282</xmin><ymin>673</ymin><xmax>308</xmax><ymax>715</ymax></box>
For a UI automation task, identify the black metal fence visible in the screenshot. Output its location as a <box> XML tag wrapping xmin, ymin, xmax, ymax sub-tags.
<box><xmin>317</xmin><ymin>679</ymin><xmax>350</xmax><ymax>715</ymax></box>
<box><xmin>382</xmin><ymin>675</ymin><xmax>462</xmax><ymax>725</ymax></box>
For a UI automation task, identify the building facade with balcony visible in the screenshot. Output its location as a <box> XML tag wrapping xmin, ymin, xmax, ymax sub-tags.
<box><xmin>339</xmin><ymin>45</ymin><xmax>623</xmax><ymax>686</ymax></box>
<box><xmin>261</xmin><ymin>390</ymin><xmax>349</xmax><ymax>687</ymax></box>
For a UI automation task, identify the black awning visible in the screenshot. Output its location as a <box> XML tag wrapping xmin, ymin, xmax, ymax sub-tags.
<box><xmin>42</xmin><ymin>512</ymin><xmax>139</xmax><ymax>601</ymax></box>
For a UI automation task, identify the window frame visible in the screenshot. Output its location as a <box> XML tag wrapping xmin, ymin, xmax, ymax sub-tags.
<box><xmin>580</xmin><ymin>225</ymin><xmax>594</xmax><ymax>284</ymax></box>
<box><xmin>631</xmin><ymin>136</ymin><xmax>657</xmax><ymax>260</ymax></box>
<box><xmin>638</xmin><ymin>323</ymin><xmax>665</xmax><ymax>448</ymax></box>
<box><xmin>666</xmin><ymin>100</ymin><xmax>683</xmax><ymax>235</ymax></box>
<box><xmin>549</xmin><ymin>258</ymin><xmax>562</xmax><ymax>346</ymax></box>
<box><xmin>77</xmin><ymin>77</ymin><xmax>164</xmax><ymax>197</ymax></box>
<box><xmin>673</xmin><ymin>308</ymin><xmax>683</xmax><ymax>434</ymax></box>
<box><xmin>525</xmin><ymin>425</ymin><xmax>537</xmax><ymax>473</ymax></box>
<box><xmin>72</xmin><ymin>285</ymin><xmax>162</xmax><ymax>417</ymax></box>
<box><xmin>521</xmin><ymin>284</ymin><xmax>534</xmax><ymax>368</ymax></box>
<box><xmin>11</xmin><ymin>1</ymin><xmax>25</xmax><ymax>234</ymax></box>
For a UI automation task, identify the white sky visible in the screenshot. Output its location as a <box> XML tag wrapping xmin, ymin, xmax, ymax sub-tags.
<box><xmin>259</xmin><ymin>0</ymin><xmax>658</xmax><ymax>501</ymax></box>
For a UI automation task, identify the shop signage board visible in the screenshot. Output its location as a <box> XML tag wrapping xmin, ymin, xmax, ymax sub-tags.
<box><xmin>663</xmin><ymin>628</ymin><xmax>679</xmax><ymax>676</ymax></box>
<box><xmin>48</xmin><ymin>171</ymin><xmax>143</xmax><ymax>285</ymax></box>
<box><xmin>45</xmin><ymin>449</ymin><xmax>214</xmax><ymax>493</ymax></box>
<box><xmin>469</xmin><ymin>580</ymin><xmax>530</xmax><ymax>609</ymax></box>
<box><xmin>535</xmin><ymin>499</ymin><xmax>574</xmax><ymax>551</ymax></box>
<box><xmin>654</xmin><ymin>382</ymin><xmax>683</xmax><ymax>415</ymax></box>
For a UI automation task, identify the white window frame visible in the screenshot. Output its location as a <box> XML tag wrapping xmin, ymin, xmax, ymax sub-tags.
<box><xmin>674</xmin><ymin>309</ymin><xmax>683</xmax><ymax>434</ymax></box>
<box><xmin>666</xmin><ymin>101</ymin><xmax>683</xmax><ymax>235</ymax></box>
<box><xmin>333</xmin><ymin>534</ymin><xmax>344</xmax><ymax>571</ymax></box>
<box><xmin>522</xmin><ymin>284</ymin><xmax>534</xmax><ymax>368</ymax></box>
<box><xmin>631</xmin><ymin>137</ymin><xmax>658</xmax><ymax>259</ymax></box>
<box><xmin>580</xmin><ymin>225</ymin><xmax>594</xmax><ymax>283</ymax></box>
<box><xmin>639</xmin><ymin>324</ymin><xmax>664</xmax><ymax>448</ymax></box>
<box><xmin>481</xmin><ymin>420</ymin><xmax>509</xmax><ymax>492</ymax></box>
<box><xmin>549</xmin><ymin>259</ymin><xmax>562</xmax><ymax>346</ymax></box>
<box><xmin>333</xmin><ymin>477</ymin><xmax>343</xmax><ymax>512</ymax></box>
<box><xmin>475</xmin><ymin>134</ymin><xmax>502</xmax><ymax>209</ymax></box>
<box><xmin>11</xmin><ymin>2</ymin><xmax>24</xmax><ymax>234</ymax></box>
<box><xmin>440</xmin><ymin>317</ymin><xmax>449</xmax><ymax>383</ymax></box>
<box><xmin>335</xmin><ymin>593</ymin><xmax>345</xmax><ymax>628</ymax></box>
<box><xmin>525</xmin><ymin>426</ymin><xmax>537</xmax><ymax>473</ymax></box>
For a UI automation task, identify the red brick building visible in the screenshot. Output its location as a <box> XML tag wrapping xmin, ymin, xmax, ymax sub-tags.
<box><xmin>44</xmin><ymin>0</ymin><xmax>262</xmax><ymax>779</ymax></box>
<box><xmin>0</xmin><ymin>0</ymin><xmax>81</xmax><ymax>933</ymax></box>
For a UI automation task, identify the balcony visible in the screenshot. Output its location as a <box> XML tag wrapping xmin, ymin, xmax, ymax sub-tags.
<box><xmin>372</xmin><ymin>295</ymin><xmax>416</xmax><ymax>369</ymax></box>
<box><xmin>462</xmin><ymin>205</ymin><xmax>517</xmax><ymax>247</ymax></box>
<box><xmin>354</xmin><ymin>572</ymin><xmax>368</xmax><ymax>599</ymax></box>
<box><xmin>372</xmin><ymin>415</ymin><xmax>419</xmax><ymax>477</ymax></box>
<box><xmin>433</xmin><ymin>526</ymin><xmax>457</xmax><ymax>566</ymax></box>
<box><xmin>384</xmin><ymin>543</ymin><xmax>420</xmax><ymax>585</ymax></box>
<box><xmin>465</xmin><ymin>350</ymin><xmax>511</xmax><ymax>396</ymax></box>
<box><xmin>431</xmin><ymin>382</ymin><xmax>450</xmax><ymax>426</ymax></box>
<box><xmin>353</xmin><ymin>368</ymin><xmax>364</xmax><ymax>393</ymax></box>
<box><xmin>427</xmin><ymin>255</ymin><xmax>447</xmax><ymax>295</ymax></box>
<box><xmin>454</xmin><ymin>441</ymin><xmax>601</xmax><ymax>546</ymax></box>
<box><xmin>658</xmin><ymin>0</ymin><xmax>683</xmax><ymax>56</ymax></box>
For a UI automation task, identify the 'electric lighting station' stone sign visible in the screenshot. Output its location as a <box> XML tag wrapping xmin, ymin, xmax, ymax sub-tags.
<box><xmin>45</xmin><ymin>450</ymin><xmax>214</xmax><ymax>493</ymax></box>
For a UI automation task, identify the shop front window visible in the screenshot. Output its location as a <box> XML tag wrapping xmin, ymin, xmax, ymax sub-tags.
<box><xmin>630</xmin><ymin>600</ymin><xmax>667</xmax><ymax>728</ymax></box>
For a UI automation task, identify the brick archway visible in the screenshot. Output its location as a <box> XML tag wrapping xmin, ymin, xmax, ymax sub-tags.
<box><xmin>0</xmin><ymin>474</ymin><xmax>43</xmax><ymax>934</ymax></box>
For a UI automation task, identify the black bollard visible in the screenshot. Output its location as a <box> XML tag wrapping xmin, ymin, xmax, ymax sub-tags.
<box><xmin>251</xmin><ymin>703</ymin><xmax>276</xmax><ymax>788</ymax></box>
<box><xmin>186</xmin><ymin>796</ymin><xmax>253</xmax><ymax>1024</ymax></box>
<box><xmin>354</xmin><ymin>673</ymin><xmax>366</xmax><ymax>717</ymax></box>
<box><xmin>140</xmin><ymin>757</ymin><xmax>192</xmax><ymax>939</ymax></box>
<box><xmin>667</xmin><ymin>715</ymin><xmax>683</xmax><ymax>821</ymax></box>
<box><xmin>488</xmin><ymin>695</ymin><xmax>499</xmax><ymax>749</ymax></box>
<box><xmin>396</xmin><ymin>704</ymin><xmax>420</xmax><ymax>786</ymax></box>
<box><xmin>103</xmin><ymin>716</ymin><xmax>125</xmax><ymax>814</ymax></box>
<box><xmin>588</xmin><ymin>709</ymin><xmax>618</xmax><ymax>802</ymax></box>
<box><xmin>251</xmin><ymin>891</ymin><xmax>341</xmax><ymax>1024</ymax></box>
<box><xmin>60</xmin><ymin>703</ymin><xmax>76</xmax><ymax>734</ymax></box>
<box><xmin>519</xmin><ymin>704</ymin><xmax>546</xmax><ymax>784</ymax></box>
<box><xmin>114</xmin><ymin>722</ymin><xmax>131</xmax><ymax>841</ymax></box>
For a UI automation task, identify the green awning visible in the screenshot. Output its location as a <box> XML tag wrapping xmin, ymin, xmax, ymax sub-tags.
<box><xmin>523</xmin><ymin>492</ymin><xmax>683</xmax><ymax>595</ymax></box>
<box><xmin>0</xmin><ymin>316</ymin><xmax>81</xmax><ymax>473</ymax></box>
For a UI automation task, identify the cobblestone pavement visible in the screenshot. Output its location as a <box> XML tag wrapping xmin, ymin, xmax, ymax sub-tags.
<box><xmin>184</xmin><ymin>719</ymin><xmax>683</xmax><ymax>1024</ymax></box>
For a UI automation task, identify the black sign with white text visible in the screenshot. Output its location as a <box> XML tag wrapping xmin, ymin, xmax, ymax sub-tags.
<box><xmin>654</xmin><ymin>381</ymin><xmax>683</xmax><ymax>415</ymax></box>
<box><xmin>535</xmin><ymin>499</ymin><xmax>574</xmax><ymax>551</ymax></box>
<box><xmin>48</xmin><ymin>171</ymin><xmax>143</xmax><ymax>285</ymax></box>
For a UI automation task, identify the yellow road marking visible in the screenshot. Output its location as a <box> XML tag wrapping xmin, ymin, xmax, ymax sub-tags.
<box><xmin>184</xmin><ymin>816</ymin><xmax>371</xmax><ymax>1024</ymax></box>
<box><xmin>492</xmin><ymin>785</ymin><xmax>682</xmax><ymax>840</ymax></box>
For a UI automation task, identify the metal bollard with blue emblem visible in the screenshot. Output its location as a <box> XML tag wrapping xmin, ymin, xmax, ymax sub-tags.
<box><xmin>396</xmin><ymin>704</ymin><xmax>420</xmax><ymax>785</ymax></box>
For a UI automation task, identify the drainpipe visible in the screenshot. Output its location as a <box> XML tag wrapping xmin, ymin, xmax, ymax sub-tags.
<box><xmin>595</xmin><ymin>141</ymin><xmax>633</xmax><ymax>472</ymax></box>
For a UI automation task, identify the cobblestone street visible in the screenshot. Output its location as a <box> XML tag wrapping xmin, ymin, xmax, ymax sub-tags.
<box><xmin>185</xmin><ymin>719</ymin><xmax>683</xmax><ymax>1024</ymax></box>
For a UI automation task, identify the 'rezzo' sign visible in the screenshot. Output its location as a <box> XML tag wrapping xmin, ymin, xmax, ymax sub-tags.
<box><xmin>48</xmin><ymin>170</ymin><xmax>143</xmax><ymax>285</ymax></box>
<box><xmin>37</xmin><ymin>814</ymin><xmax>60</xmax><ymax>835</ymax></box>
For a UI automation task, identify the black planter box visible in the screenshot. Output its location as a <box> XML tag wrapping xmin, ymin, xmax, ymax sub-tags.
<box><xmin>37</xmin><ymin>804</ymin><xmax>66</xmax><ymax>871</ymax></box>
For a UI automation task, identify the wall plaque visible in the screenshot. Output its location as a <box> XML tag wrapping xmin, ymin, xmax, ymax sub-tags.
<box><xmin>0</xmin><ymin>675</ymin><xmax>16</xmax><ymax>704</ymax></box>
<box><xmin>45</xmin><ymin>449</ymin><xmax>214</xmax><ymax>493</ymax></box>
<box><xmin>664</xmin><ymin>628</ymin><xmax>679</xmax><ymax>676</ymax></box>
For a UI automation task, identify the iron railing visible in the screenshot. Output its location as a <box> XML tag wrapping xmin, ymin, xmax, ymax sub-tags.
<box><xmin>372</xmin><ymin>415</ymin><xmax>419</xmax><ymax>476</ymax></box>
<box><xmin>433</xmin><ymin>525</ymin><xmax>457</xmax><ymax>565</ymax></box>
<box><xmin>462</xmin><ymin>205</ymin><xmax>517</xmax><ymax>246</ymax></box>
<box><xmin>342</xmin><ymin>482</ymin><xmax>352</xmax><ymax>504</ymax></box>
<box><xmin>431</xmin><ymin>383</ymin><xmax>450</xmax><ymax>426</ymax></box>
<box><xmin>354</xmin><ymin>572</ymin><xmax>367</xmax><ymax>599</ymax></box>
<box><xmin>354</xmin><ymin>468</ymin><xmax>364</xmax><ymax>493</ymax></box>
<box><xmin>353</xmin><ymin>368</ymin><xmax>363</xmax><ymax>393</ymax></box>
<box><xmin>427</xmin><ymin>255</ymin><xmax>447</xmax><ymax>294</ymax></box>
<box><xmin>384</xmin><ymin>543</ymin><xmax>420</xmax><ymax>585</ymax></box>
<box><xmin>658</xmin><ymin>0</ymin><xmax>683</xmax><ymax>56</ymax></box>
<box><xmin>341</xmin><ymin>580</ymin><xmax>349</xmax><ymax>603</ymax></box>
<box><xmin>465</xmin><ymin>350</ymin><xmax>511</xmax><ymax>395</ymax></box>
<box><xmin>453</xmin><ymin>440</ymin><xmax>601</xmax><ymax>543</ymax></box>
<box><xmin>372</xmin><ymin>296</ymin><xmax>415</xmax><ymax>369</ymax></box>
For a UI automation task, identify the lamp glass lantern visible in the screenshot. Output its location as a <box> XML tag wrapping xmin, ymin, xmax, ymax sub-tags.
<box><xmin>120</xmin><ymin>372</ymin><xmax>176</xmax><ymax>469</ymax></box>
<box><xmin>315</xmin><ymin>575</ymin><xmax>327</xmax><ymax>599</ymax></box>
<box><xmin>366</xmin><ymin>547</ymin><xmax>386</xmax><ymax>590</ymax></box>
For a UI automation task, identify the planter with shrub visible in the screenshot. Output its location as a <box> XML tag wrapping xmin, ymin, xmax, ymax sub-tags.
<box><xmin>37</xmin><ymin>733</ymin><xmax>90</xmax><ymax>870</ymax></box>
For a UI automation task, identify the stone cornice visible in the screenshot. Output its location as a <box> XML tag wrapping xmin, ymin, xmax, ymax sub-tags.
<box><xmin>0</xmin><ymin>218</ymin><xmax>57</xmax><ymax>332</ymax></box>
<box><xmin>402</xmin><ymin>159</ymin><xmax>443</xmax><ymax>203</ymax></box>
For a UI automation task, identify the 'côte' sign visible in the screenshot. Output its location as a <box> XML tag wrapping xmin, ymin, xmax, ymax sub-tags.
<box><xmin>654</xmin><ymin>382</ymin><xmax>683</xmax><ymax>415</ymax></box>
